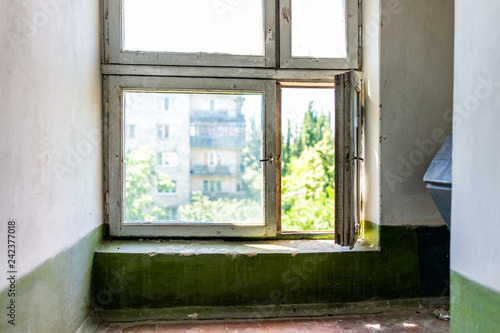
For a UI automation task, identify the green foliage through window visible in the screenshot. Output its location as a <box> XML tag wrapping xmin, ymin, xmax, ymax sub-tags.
<box><xmin>124</xmin><ymin>101</ymin><xmax>334</xmax><ymax>230</ymax></box>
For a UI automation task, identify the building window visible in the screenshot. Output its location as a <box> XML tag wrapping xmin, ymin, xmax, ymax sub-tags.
<box><xmin>203</xmin><ymin>153</ymin><xmax>220</xmax><ymax>167</ymax></box>
<box><xmin>104</xmin><ymin>0</ymin><xmax>361</xmax><ymax>244</ymax></box>
<box><xmin>157</xmin><ymin>125</ymin><xmax>170</xmax><ymax>139</ymax></box>
<box><xmin>125</xmin><ymin>124</ymin><xmax>135</xmax><ymax>139</ymax></box>
<box><xmin>160</xmin><ymin>208</ymin><xmax>176</xmax><ymax>221</ymax></box>
<box><xmin>163</xmin><ymin>98</ymin><xmax>170</xmax><ymax>111</ymax></box>
<box><xmin>203</xmin><ymin>180</ymin><xmax>222</xmax><ymax>193</ymax></box>
<box><xmin>154</xmin><ymin>207</ymin><xmax>177</xmax><ymax>221</ymax></box>
<box><xmin>158</xmin><ymin>97</ymin><xmax>176</xmax><ymax>111</ymax></box>
<box><xmin>157</xmin><ymin>152</ymin><xmax>178</xmax><ymax>167</ymax></box>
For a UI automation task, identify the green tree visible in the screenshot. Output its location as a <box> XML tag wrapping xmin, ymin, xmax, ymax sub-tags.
<box><xmin>282</xmin><ymin>130</ymin><xmax>335</xmax><ymax>230</ymax></box>
<box><xmin>125</xmin><ymin>146</ymin><xmax>174</xmax><ymax>221</ymax></box>
<box><xmin>157</xmin><ymin>173</ymin><xmax>175</xmax><ymax>193</ymax></box>
<box><xmin>241</xmin><ymin>114</ymin><xmax>262</xmax><ymax>201</ymax></box>
<box><xmin>281</xmin><ymin>104</ymin><xmax>335</xmax><ymax>231</ymax></box>
<box><xmin>282</xmin><ymin>119</ymin><xmax>292</xmax><ymax>175</ymax></box>
<box><xmin>179</xmin><ymin>192</ymin><xmax>261</xmax><ymax>223</ymax></box>
<box><xmin>234</xmin><ymin>96</ymin><xmax>246</xmax><ymax>112</ymax></box>
<box><xmin>290</xmin><ymin>123</ymin><xmax>304</xmax><ymax>159</ymax></box>
<box><xmin>300</xmin><ymin>102</ymin><xmax>330</xmax><ymax>150</ymax></box>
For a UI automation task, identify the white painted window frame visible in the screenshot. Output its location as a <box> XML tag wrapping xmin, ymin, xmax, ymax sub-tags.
<box><xmin>104</xmin><ymin>0</ymin><xmax>277</xmax><ymax>68</ymax></box>
<box><xmin>106</xmin><ymin>75</ymin><xmax>276</xmax><ymax>237</ymax></box>
<box><xmin>279</xmin><ymin>0</ymin><xmax>359</xmax><ymax>69</ymax></box>
<box><xmin>104</xmin><ymin>0</ymin><xmax>359</xmax><ymax>70</ymax></box>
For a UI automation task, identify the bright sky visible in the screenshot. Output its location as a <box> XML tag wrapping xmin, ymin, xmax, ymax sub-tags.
<box><xmin>237</xmin><ymin>89</ymin><xmax>335</xmax><ymax>140</ymax></box>
<box><xmin>292</xmin><ymin>0</ymin><xmax>346</xmax><ymax>58</ymax></box>
<box><xmin>123</xmin><ymin>0</ymin><xmax>346</xmax><ymax>57</ymax></box>
<box><xmin>124</xmin><ymin>0</ymin><xmax>263</xmax><ymax>55</ymax></box>
<box><xmin>281</xmin><ymin>88</ymin><xmax>335</xmax><ymax>137</ymax></box>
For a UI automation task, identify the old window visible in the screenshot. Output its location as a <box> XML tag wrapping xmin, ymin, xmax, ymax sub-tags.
<box><xmin>104</xmin><ymin>0</ymin><xmax>361</xmax><ymax>245</ymax></box>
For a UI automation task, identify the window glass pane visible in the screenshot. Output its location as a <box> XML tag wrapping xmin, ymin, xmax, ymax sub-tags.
<box><xmin>124</xmin><ymin>91</ymin><xmax>263</xmax><ymax>224</ymax></box>
<box><xmin>123</xmin><ymin>0</ymin><xmax>264</xmax><ymax>56</ymax></box>
<box><xmin>291</xmin><ymin>0</ymin><xmax>346</xmax><ymax>58</ymax></box>
<box><xmin>281</xmin><ymin>87</ymin><xmax>335</xmax><ymax>231</ymax></box>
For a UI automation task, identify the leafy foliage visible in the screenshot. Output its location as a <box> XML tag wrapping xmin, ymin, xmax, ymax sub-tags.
<box><xmin>124</xmin><ymin>100</ymin><xmax>335</xmax><ymax>231</ymax></box>
<box><xmin>179</xmin><ymin>192</ymin><xmax>261</xmax><ymax>223</ymax></box>
<box><xmin>241</xmin><ymin>114</ymin><xmax>262</xmax><ymax>201</ymax></box>
<box><xmin>281</xmin><ymin>125</ymin><xmax>335</xmax><ymax>231</ymax></box>
<box><xmin>125</xmin><ymin>146</ymin><xmax>174</xmax><ymax>221</ymax></box>
<box><xmin>281</xmin><ymin>102</ymin><xmax>335</xmax><ymax>230</ymax></box>
<box><xmin>157</xmin><ymin>173</ymin><xmax>175</xmax><ymax>193</ymax></box>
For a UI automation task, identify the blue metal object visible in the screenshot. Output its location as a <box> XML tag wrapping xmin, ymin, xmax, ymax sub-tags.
<box><xmin>426</xmin><ymin>183</ymin><xmax>451</xmax><ymax>229</ymax></box>
<box><xmin>424</xmin><ymin>134</ymin><xmax>452</xmax><ymax>230</ymax></box>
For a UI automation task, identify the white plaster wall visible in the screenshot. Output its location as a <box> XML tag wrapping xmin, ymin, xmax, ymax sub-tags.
<box><xmin>0</xmin><ymin>0</ymin><xmax>102</xmax><ymax>290</ymax></box>
<box><xmin>451</xmin><ymin>0</ymin><xmax>500</xmax><ymax>293</ymax></box>
<box><xmin>362</xmin><ymin>0</ymin><xmax>381</xmax><ymax>225</ymax></box>
<box><xmin>378</xmin><ymin>0</ymin><xmax>454</xmax><ymax>226</ymax></box>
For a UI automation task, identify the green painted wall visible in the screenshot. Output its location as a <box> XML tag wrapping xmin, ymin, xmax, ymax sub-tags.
<box><xmin>451</xmin><ymin>271</ymin><xmax>500</xmax><ymax>332</ymax></box>
<box><xmin>0</xmin><ymin>225</ymin><xmax>103</xmax><ymax>333</ymax></box>
<box><xmin>94</xmin><ymin>225</ymin><xmax>423</xmax><ymax>310</ymax></box>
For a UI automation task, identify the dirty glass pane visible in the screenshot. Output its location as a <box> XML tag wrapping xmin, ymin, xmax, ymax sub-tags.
<box><xmin>281</xmin><ymin>88</ymin><xmax>335</xmax><ymax>231</ymax></box>
<box><xmin>124</xmin><ymin>91</ymin><xmax>263</xmax><ymax>224</ymax></box>
<box><xmin>291</xmin><ymin>0</ymin><xmax>346</xmax><ymax>58</ymax></box>
<box><xmin>123</xmin><ymin>0</ymin><xmax>264</xmax><ymax>55</ymax></box>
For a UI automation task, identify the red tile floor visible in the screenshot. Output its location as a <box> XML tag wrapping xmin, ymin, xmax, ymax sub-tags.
<box><xmin>96</xmin><ymin>309</ymin><xmax>449</xmax><ymax>332</ymax></box>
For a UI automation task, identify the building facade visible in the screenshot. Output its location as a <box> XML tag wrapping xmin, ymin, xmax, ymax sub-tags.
<box><xmin>124</xmin><ymin>92</ymin><xmax>247</xmax><ymax>220</ymax></box>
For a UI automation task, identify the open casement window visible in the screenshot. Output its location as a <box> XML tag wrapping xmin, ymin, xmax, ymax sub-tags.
<box><xmin>334</xmin><ymin>70</ymin><xmax>363</xmax><ymax>247</ymax></box>
<box><xmin>103</xmin><ymin>1</ymin><xmax>362</xmax><ymax>239</ymax></box>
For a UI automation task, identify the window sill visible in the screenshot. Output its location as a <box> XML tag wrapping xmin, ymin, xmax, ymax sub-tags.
<box><xmin>96</xmin><ymin>238</ymin><xmax>378</xmax><ymax>255</ymax></box>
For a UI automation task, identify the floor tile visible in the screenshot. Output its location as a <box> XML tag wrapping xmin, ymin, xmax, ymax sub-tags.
<box><xmin>96</xmin><ymin>310</ymin><xmax>449</xmax><ymax>333</ymax></box>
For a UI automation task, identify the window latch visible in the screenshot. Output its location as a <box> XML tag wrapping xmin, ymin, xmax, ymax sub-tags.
<box><xmin>260</xmin><ymin>155</ymin><xmax>273</xmax><ymax>163</ymax></box>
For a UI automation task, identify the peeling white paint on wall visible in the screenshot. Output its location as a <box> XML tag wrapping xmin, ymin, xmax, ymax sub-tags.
<box><xmin>0</xmin><ymin>0</ymin><xmax>102</xmax><ymax>290</ymax></box>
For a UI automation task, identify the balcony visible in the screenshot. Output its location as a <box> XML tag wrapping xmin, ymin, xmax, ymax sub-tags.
<box><xmin>190</xmin><ymin>136</ymin><xmax>245</xmax><ymax>148</ymax></box>
<box><xmin>196</xmin><ymin>191</ymin><xmax>246</xmax><ymax>201</ymax></box>
<box><xmin>190</xmin><ymin>164</ymin><xmax>242</xmax><ymax>176</ymax></box>
<box><xmin>190</xmin><ymin>110</ymin><xmax>245</xmax><ymax>122</ymax></box>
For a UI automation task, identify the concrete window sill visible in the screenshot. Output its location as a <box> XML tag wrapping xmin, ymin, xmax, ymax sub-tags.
<box><xmin>96</xmin><ymin>238</ymin><xmax>378</xmax><ymax>255</ymax></box>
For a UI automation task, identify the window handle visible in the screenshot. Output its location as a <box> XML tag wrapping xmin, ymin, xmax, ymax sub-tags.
<box><xmin>260</xmin><ymin>155</ymin><xmax>273</xmax><ymax>163</ymax></box>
